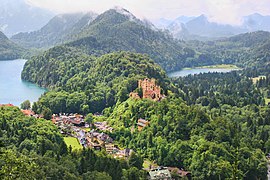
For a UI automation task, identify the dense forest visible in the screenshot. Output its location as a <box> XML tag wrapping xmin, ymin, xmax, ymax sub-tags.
<box><xmin>102</xmin><ymin>67</ymin><xmax>270</xmax><ymax>179</ymax></box>
<box><xmin>22</xmin><ymin>50</ymin><xmax>170</xmax><ymax>115</ymax></box>
<box><xmin>105</xmin><ymin>96</ymin><xmax>268</xmax><ymax>179</ymax></box>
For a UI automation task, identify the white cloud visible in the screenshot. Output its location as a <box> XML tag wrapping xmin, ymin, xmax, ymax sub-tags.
<box><xmin>25</xmin><ymin>0</ymin><xmax>270</xmax><ymax>25</ymax></box>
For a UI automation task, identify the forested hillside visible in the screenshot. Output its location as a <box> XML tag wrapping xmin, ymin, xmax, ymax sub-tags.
<box><xmin>0</xmin><ymin>31</ymin><xmax>24</xmax><ymax>60</ymax></box>
<box><xmin>0</xmin><ymin>106</ymin><xmax>146</xmax><ymax>179</ymax></box>
<box><xmin>188</xmin><ymin>31</ymin><xmax>270</xmax><ymax>68</ymax></box>
<box><xmin>13</xmin><ymin>8</ymin><xmax>200</xmax><ymax>72</ymax></box>
<box><xmin>22</xmin><ymin>50</ymin><xmax>170</xmax><ymax>114</ymax></box>
<box><xmin>103</xmin><ymin>72</ymin><xmax>270</xmax><ymax>179</ymax></box>
<box><xmin>66</xmin><ymin>8</ymin><xmax>200</xmax><ymax>72</ymax></box>
<box><xmin>11</xmin><ymin>13</ymin><xmax>96</xmax><ymax>48</ymax></box>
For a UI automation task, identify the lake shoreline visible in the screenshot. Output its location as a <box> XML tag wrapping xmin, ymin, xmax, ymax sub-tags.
<box><xmin>0</xmin><ymin>59</ymin><xmax>47</xmax><ymax>106</ymax></box>
<box><xmin>182</xmin><ymin>64</ymin><xmax>241</xmax><ymax>70</ymax></box>
<box><xmin>168</xmin><ymin>64</ymin><xmax>241</xmax><ymax>78</ymax></box>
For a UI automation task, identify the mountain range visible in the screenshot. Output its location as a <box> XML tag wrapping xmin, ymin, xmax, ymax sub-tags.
<box><xmin>11</xmin><ymin>8</ymin><xmax>197</xmax><ymax>72</ymax></box>
<box><xmin>1</xmin><ymin>7</ymin><xmax>270</xmax><ymax>71</ymax></box>
<box><xmin>156</xmin><ymin>13</ymin><xmax>270</xmax><ymax>40</ymax></box>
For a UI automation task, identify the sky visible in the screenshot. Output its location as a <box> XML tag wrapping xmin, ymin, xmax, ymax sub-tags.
<box><xmin>25</xmin><ymin>0</ymin><xmax>270</xmax><ymax>25</ymax></box>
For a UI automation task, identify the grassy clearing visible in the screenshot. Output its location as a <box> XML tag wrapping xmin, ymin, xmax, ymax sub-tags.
<box><xmin>64</xmin><ymin>137</ymin><xmax>82</xmax><ymax>150</ymax></box>
<box><xmin>82</xmin><ymin>127</ymin><xmax>91</xmax><ymax>132</ymax></box>
<box><xmin>143</xmin><ymin>159</ymin><xmax>158</xmax><ymax>170</ymax></box>
<box><xmin>251</xmin><ymin>76</ymin><xmax>266</xmax><ymax>84</ymax></box>
<box><xmin>265</xmin><ymin>98</ymin><xmax>270</xmax><ymax>105</ymax></box>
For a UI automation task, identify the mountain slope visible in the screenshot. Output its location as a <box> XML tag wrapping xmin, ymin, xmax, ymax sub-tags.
<box><xmin>64</xmin><ymin>8</ymin><xmax>196</xmax><ymax>72</ymax></box>
<box><xmin>11</xmin><ymin>12</ymin><xmax>96</xmax><ymax>48</ymax></box>
<box><xmin>13</xmin><ymin>8</ymin><xmax>198</xmax><ymax>71</ymax></box>
<box><xmin>188</xmin><ymin>31</ymin><xmax>270</xmax><ymax>67</ymax></box>
<box><xmin>0</xmin><ymin>31</ymin><xmax>24</xmax><ymax>60</ymax></box>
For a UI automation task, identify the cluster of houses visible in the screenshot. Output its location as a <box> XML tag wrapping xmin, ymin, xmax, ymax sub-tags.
<box><xmin>78</xmin><ymin>129</ymin><xmax>133</xmax><ymax>158</ymax></box>
<box><xmin>94</xmin><ymin>121</ymin><xmax>114</xmax><ymax>132</ymax></box>
<box><xmin>0</xmin><ymin>103</ymin><xmax>14</xmax><ymax>107</ymax></box>
<box><xmin>51</xmin><ymin>114</ymin><xmax>133</xmax><ymax>159</ymax></box>
<box><xmin>52</xmin><ymin>114</ymin><xmax>85</xmax><ymax>126</ymax></box>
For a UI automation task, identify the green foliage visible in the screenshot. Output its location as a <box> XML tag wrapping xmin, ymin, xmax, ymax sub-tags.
<box><xmin>20</xmin><ymin>100</ymin><xmax>31</xmax><ymax>110</ymax></box>
<box><xmin>85</xmin><ymin>113</ymin><xmax>93</xmax><ymax>125</ymax></box>
<box><xmin>82</xmin><ymin>171</ymin><xmax>112</xmax><ymax>180</ymax></box>
<box><xmin>0</xmin><ymin>149</ymin><xmax>38</xmax><ymax>180</ymax></box>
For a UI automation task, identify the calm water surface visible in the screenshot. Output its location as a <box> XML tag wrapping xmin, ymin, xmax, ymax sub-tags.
<box><xmin>0</xmin><ymin>59</ymin><xmax>46</xmax><ymax>106</ymax></box>
<box><xmin>168</xmin><ymin>68</ymin><xmax>239</xmax><ymax>77</ymax></box>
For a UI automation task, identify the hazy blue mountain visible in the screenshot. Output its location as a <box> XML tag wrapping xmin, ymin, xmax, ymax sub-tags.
<box><xmin>11</xmin><ymin>12</ymin><xmax>97</xmax><ymax>48</ymax></box>
<box><xmin>184</xmin><ymin>15</ymin><xmax>244</xmax><ymax>37</ymax></box>
<box><xmin>243</xmin><ymin>13</ymin><xmax>270</xmax><ymax>32</ymax></box>
<box><xmin>174</xmin><ymin>16</ymin><xmax>196</xmax><ymax>24</ymax></box>
<box><xmin>0</xmin><ymin>0</ymin><xmax>54</xmax><ymax>37</ymax></box>
<box><xmin>0</xmin><ymin>31</ymin><xmax>24</xmax><ymax>60</ymax></box>
<box><xmin>163</xmin><ymin>13</ymin><xmax>270</xmax><ymax>40</ymax></box>
<box><xmin>164</xmin><ymin>14</ymin><xmax>237</xmax><ymax>39</ymax></box>
<box><xmin>152</xmin><ymin>18</ymin><xmax>173</xmax><ymax>29</ymax></box>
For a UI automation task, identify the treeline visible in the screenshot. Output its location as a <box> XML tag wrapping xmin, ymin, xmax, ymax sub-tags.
<box><xmin>0</xmin><ymin>106</ymin><xmax>146</xmax><ymax>179</ymax></box>
<box><xmin>172</xmin><ymin>71</ymin><xmax>265</xmax><ymax>107</ymax></box>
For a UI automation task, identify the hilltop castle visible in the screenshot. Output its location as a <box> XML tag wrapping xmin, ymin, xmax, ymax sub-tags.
<box><xmin>130</xmin><ymin>78</ymin><xmax>163</xmax><ymax>101</ymax></box>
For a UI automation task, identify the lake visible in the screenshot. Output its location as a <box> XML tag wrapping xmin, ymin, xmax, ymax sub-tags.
<box><xmin>168</xmin><ymin>67</ymin><xmax>239</xmax><ymax>78</ymax></box>
<box><xmin>0</xmin><ymin>59</ymin><xmax>46</xmax><ymax>106</ymax></box>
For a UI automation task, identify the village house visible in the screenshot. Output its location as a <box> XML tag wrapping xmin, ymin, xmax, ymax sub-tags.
<box><xmin>52</xmin><ymin>114</ymin><xmax>85</xmax><ymax>126</ymax></box>
<box><xmin>94</xmin><ymin>121</ymin><xmax>114</xmax><ymax>132</ymax></box>
<box><xmin>149</xmin><ymin>167</ymin><xmax>172</xmax><ymax>180</ymax></box>
<box><xmin>0</xmin><ymin>103</ymin><xmax>14</xmax><ymax>107</ymax></box>
<box><xmin>114</xmin><ymin>148</ymin><xmax>133</xmax><ymax>158</ymax></box>
<box><xmin>137</xmin><ymin>118</ymin><xmax>149</xmax><ymax>131</ymax></box>
<box><xmin>105</xmin><ymin>144</ymin><xmax>118</xmax><ymax>154</ymax></box>
<box><xmin>21</xmin><ymin>109</ymin><xmax>35</xmax><ymax>116</ymax></box>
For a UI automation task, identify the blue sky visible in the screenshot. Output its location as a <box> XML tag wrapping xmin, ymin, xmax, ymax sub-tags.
<box><xmin>25</xmin><ymin>0</ymin><xmax>270</xmax><ymax>25</ymax></box>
